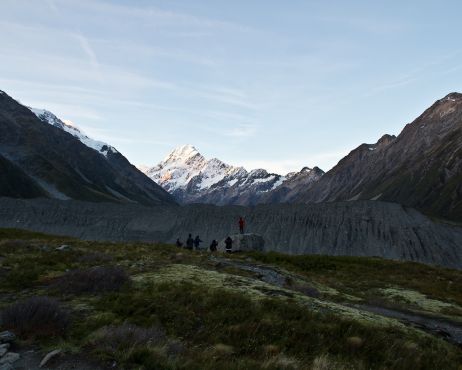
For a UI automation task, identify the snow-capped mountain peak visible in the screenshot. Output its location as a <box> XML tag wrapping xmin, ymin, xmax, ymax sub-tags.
<box><xmin>143</xmin><ymin>145</ymin><xmax>324</xmax><ymax>205</ymax></box>
<box><xmin>28</xmin><ymin>107</ymin><xmax>117</xmax><ymax>157</ymax></box>
<box><xmin>165</xmin><ymin>144</ymin><xmax>201</xmax><ymax>163</ymax></box>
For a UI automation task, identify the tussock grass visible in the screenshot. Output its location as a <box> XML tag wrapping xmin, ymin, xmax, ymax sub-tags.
<box><xmin>51</xmin><ymin>266</ymin><xmax>130</xmax><ymax>295</ymax></box>
<box><xmin>93</xmin><ymin>281</ymin><xmax>461</xmax><ymax>369</ymax></box>
<box><xmin>1</xmin><ymin>296</ymin><xmax>70</xmax><ymax>339</ymax></box>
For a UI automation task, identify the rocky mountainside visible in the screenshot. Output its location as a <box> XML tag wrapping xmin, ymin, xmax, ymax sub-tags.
<box><xmin>298</xmin><ymin>93</ymin><xmax>462</xmax><ymax>222</ymax></box>
<box><xmin>143</xmin><ymin>144</ymin><xmax>324</xmax><ymax>205</ymax></box>
<box><xmin>0</xmin><ymin>153</ymin><xmax>48</xmax><ymax>198</ymax></box>
<box><xmin>0</xmin><ymin>90</ymin><xmax>175</xmax><ymax>205</ymax></box>
<box><xmin>1</xmin><ymin>197</ymin><xmax>461</xmax><ymax>269</ymax></box>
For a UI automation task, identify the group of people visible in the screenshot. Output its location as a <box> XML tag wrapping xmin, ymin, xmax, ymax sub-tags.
<box><xmin>175</xmin><ymin>234</ymin><xmax>203</xmax><ymax>250</ymax></box>
<box><xmin>175</xmin><ymin>217</ymin><xmax>245</xmax><ymax>253</ymax></box>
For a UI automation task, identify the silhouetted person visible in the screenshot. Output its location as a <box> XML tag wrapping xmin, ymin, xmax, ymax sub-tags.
<box><xmin>239</xmin><ymin>216</ymin><xmax>245</xmax><ymax>234</ymax></box>
<box><xmin>175</xmin><ymin>238</ymin><xmax>183</xmax><ymax>248</ymax></box>
<box><xmin>209</xmin><ymin>239</ymin><xmax>218</xmax><ymax>252</ymax></box>
<box><xmin>225</xmin><ymin>236</ymin><xmax>233</xmax><ymax>253</ymax></box>
<box><xmin>194</xmin><ymin>235</ymin><xmax>203</xmax><ymax>250</ymax></box>
<box><xmin>186</xmin><ymin>234</ymin><xmax>194</xmax><ymax>250</ymax></box>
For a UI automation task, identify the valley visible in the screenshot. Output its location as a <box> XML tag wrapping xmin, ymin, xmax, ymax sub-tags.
<box><xmin>0</xmin><ymin>228</ymin><xmax>461</xmax><ymax>369</ymax></box>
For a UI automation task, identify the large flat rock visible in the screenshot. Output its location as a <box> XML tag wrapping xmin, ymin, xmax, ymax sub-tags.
<box><xmin>217</xmin><ymin>234</ymin><xmax>265</xmax><ymax>253</ymax></box>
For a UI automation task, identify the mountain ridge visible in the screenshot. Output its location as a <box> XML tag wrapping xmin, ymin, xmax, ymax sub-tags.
<box><xmin>297</xmin><ymin>92</ymin><xmax>462</xmax><ymax>221</ymax></box>
<box><xmin>0</xmin><ymin>90</ymin><xmax>176</xmax><ymax>206</ymax></box>
<box><xmin>143</xmin><ymin>144</ymin><xmax>324</xmax><ymax>205</ymax></box>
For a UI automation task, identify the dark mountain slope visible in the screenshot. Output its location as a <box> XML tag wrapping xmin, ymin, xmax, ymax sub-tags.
<box><xmin>0</xmin><ymin>90</ymin><xmax>175</xmax><ymax>205</ymax></box>
<box><xmin>0</xmin><ymin>153</ymin><xmax>47</xmax><ymax>198</ymax></box>
<box><xmin>298</xmin><ymin>93</ymin><xmax>462</xmax><ymax>221</ymax></box>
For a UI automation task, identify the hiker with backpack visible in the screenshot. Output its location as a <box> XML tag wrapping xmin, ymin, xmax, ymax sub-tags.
<box><xmin>186</xmin><ymin>234</ymin><xmax>194</xmax><ymax>250</ymax></box>
<box><xmin>225</xmin><ymin>236</ymin><xmax>233</xmax><ymax>253</ymax></box>
<box><xmin>209</xmin><ymin>239</ymin><xmax>218</xmax><ymax>252</ymax></box>
<box><xmin>194</xmin><ymin>235</ymin><xmax>203</xmax><ymax>250</ymax></box>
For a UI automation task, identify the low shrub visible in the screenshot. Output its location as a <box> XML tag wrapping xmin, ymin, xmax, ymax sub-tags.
<box><xmin>51</xmin><ymin>266</ymin><xmax>129</xmax><ymax>294</ymax></box>
<box><xmin>1</xmin><ymin>296</ymin><xmax>70</xmax><ymax>338</ymax></box>
<box><xmin>88</xmin><ymin>323</ymin><xmax>167</xmax><ymax>365</ymax></box>
<box><xmin>77</xmin><ymin>252</ymin><xmax>113</xmax><ymax>264</ymax></box>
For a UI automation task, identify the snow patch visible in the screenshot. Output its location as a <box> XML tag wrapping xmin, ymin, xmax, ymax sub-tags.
<box><xmin>28</xmin><ymin>107</ymin><xmax>117</xmax><ymax>157</ymax></box>
<box><xmin>271</xmin><ymin>176</ymin><xmax>286</xmax><ymax>190</ymax></box>
<box><xmin>227</xmin><ymin>179</ymin><xmax>238</xmax><ymax>187</ymax></box>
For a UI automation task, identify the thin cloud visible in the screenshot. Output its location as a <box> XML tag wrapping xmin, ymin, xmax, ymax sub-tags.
<box><xmin>73</xmin><ymin>33</ymin><xmax>101</xmax><ymax>79</ymax></box>
<box><xmin>225</xmin><ymin>123</ymin><xmax>258</xmax><ymax>138</ymax></box>
<box><xmin>65</xmin><ymin>0</ymin><xmax>254</xmax><ymax>34</ymax></box>
<box><xmin>45</xmin><ymin>0</ymin><xmax>59</xmax><ymax>15</ymax></box>
<box><xmin>316</xmin><ymin>14</ymin><xmax>405</xmax><ymax>35</ymax></box>
<box><xmin>45</xmin><ymin>0</ymin><xmax>102</xmax><ymax>80</ymax></box>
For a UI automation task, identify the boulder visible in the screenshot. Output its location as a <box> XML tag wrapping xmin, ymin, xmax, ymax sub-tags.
<box><xmin>0</xmin><ymin>332</ymin><xmax>15</xmax><ymax>344</ymax></box>
<box><xmin>218</xmin><ymin>234</ymin><xmax>265</xmax><ymax>253</ymax></box>
<box><xmin>0</xmin><ymin>343</ymin><xmax>9</xmax><ymax>357</ymax></box>
<box><xmin>0</xmin><ymin>352</ymin><xmax>19</xmax><ymax>365</ymax></box>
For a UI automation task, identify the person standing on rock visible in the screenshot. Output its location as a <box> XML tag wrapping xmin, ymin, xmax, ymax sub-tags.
<box><xmin>239</xmin><ymin>216</ymin><xmax>245</xmax><ymax>234</ymax></box>
<box><xmin>225</xmin><ymin>236</ymin><xmax>233</xmax><ymax>253</ymax></box>
<box><xmin>209</xmin><ymin>239</ymin><xmax>218</xmax><ymax>252</ymax></box>
<box><xmin>186</xmin><ymin>234</ymin><xmax>194</xmax><ymax>250</ymax></box>
<box><xmin>194</xmin><ymin>235</ymin><xmax>203</xmax><ymax>250</ymax></box>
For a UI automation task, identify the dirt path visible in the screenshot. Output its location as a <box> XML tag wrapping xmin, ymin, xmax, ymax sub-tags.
<box><xmin>213</xmin><ymin>256</ymin><xmax>462</xmax><ymax>347</ymax></box>
<box><xmin>352</xmin><ymin>304</ymin><xmax>462</xmax><ymax>347</ymax></box>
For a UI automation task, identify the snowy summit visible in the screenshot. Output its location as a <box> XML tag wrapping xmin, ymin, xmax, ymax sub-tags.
<box><xmin>142</xmin><ymin>145</ymin><xmax>323</xmax><ymax>205</ymax></box>
<box><xmin>28</xmin><ymin>107</ymin><xmax>117</xmax><ymax>157</ymax></box>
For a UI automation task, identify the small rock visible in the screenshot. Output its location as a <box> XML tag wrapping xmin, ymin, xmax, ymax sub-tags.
<box><xmin>346</xmin><ymin>336</ymin><xmax>364</xmax><ymax>349</ymax></box>
<box><xmin>212</xmin><ymin>343</ymin><xmax>234</xmax><ymax>356</ymax></box>
<box><xmin>404</xmin><ymin>341</ymin><xmax>419</xmax><ymax>352</ymax></box>
<box><xmin>0</xmin><ymin>332</ymin><xmax>15</xmax><ymax>344</ymax></box>
<box><xmin>173</xmin><ymin>253</ymin><xmax>184</xmax><ymax>262</ymax></box>
<box><xmin>218</xmin><ymin>234</ymin><xmax>265</xmax><ymax>253</ymax></box>
<box><xmin>0</xmin><ymin>343</ymin><xmax>9</xmax><ymax>357</ymax></box>
<box><xmin>56</xmin><ymin>244</ymin><xmax>71</xmax><ymax>251</ymax></box>
<box><xmin>263</xmin><ymin>344</ymin><xmax>280</xmax><ymax>356</ymax></box>
<box><xmin>40</xmin><ymin>349</ymin><xmax>61</xmax><ymax>368</ymax></box>
<box><xmin>0</xmin><ymin>352</ymin><xmax>20</xmax><ymax>365</ymax></box>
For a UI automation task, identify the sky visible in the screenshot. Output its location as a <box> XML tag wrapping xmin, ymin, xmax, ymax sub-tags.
<box><xmin>1</xmin><ymin>0</ymin><xmax>462</xmax><ymax>174</ymax></box>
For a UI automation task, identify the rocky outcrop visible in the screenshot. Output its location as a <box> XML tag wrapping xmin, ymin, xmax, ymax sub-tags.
<box><xmin>0</xmin><ymin>331</ymin><xmax>19</xmax><ymax>369</ymax></box>
<box><xmin>0</xmin><ymin>197</ymin><xmax>461</xmax><ymax>269</ymax></box>
<box><xmin>217</xmin><ymin>234</ymin><xmax>265</xmax><ymax>253</ymax></box>
<box><xmin>298</xmin><ymin>93</ymin><xmax>462</xmax><ymax>222</ymax></box>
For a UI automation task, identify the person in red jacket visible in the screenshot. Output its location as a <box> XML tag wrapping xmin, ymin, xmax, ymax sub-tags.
<box><xmin>239</xmin><ymin>216</ymin><xmax>245</xmax><ymax>234</ymax></box>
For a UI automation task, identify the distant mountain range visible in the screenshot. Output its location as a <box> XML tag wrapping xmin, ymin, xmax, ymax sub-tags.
<box><xmin>142</xmin><ymin>93</ymin><xmax>462</xmax><ymax>222</ymax></box>
<box><xmin>142</xmin><ymin>145</ymin><xmax>324</xmax><ymax>205</ymax></box>
<box><xmin>0</xmin><ymin>90</ymin><xmax>175</xmax><ymax>205</ymax></box>
<box><xmin>1</xmin><ymin>89</ymin><xmax>461</xmax><ymax>222</ymax></box>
